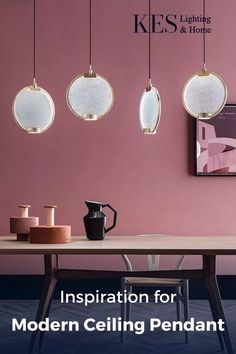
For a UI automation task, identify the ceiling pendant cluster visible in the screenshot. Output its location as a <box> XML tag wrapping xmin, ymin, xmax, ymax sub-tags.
<box><xmin>66</xmin><ymin>0</ymin><xmax>114</xmax><ymax>121</ymax></box>
<box><xmin>182</xmin><ymin>0</ymin><xmax>227</xmax><ymax>119</ymax></box>
<box><xmin>12</xmin><ymin>0</ymin><xmax>228</xmax><ymax>136</ymax></box>
<box><xmin>139</xmin><ymin>0</ymin><xmax>161</xmax><ymax>135</ymax></box>
<box><xmin>13</xmin><ymin>0</ymin><xmax>55</xmax><ymax>134</ymax></box>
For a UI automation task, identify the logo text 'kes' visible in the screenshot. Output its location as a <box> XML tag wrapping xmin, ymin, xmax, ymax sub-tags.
<box><xmin>134</xmin><ymin>14</ymin><xmax>177</xmax><ymax>33</ymax></box>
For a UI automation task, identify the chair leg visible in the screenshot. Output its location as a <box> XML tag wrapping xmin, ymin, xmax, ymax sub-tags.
<box><xmin>183</xmin><ymin>280</ymin><xmax>189</xmax><ymax>344</ymax></box>
<box><xmin>120</xmin><ymin>278</ymin><xmax>127</xmax><ymax>343</ymax></box>
<box><xmin>126</xmin><ymin>285</ymin><xmax>132</xmax><ymax>321</ymax></box>
<box><xmin>175</xmin><ymin>286</ymin><xmax>181</xmax><ymax>321</ymax></box>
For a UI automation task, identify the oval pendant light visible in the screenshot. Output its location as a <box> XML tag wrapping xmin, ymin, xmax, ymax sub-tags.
<box><xmin>67</xmin><ymin>0</ymin><xmax>114</xmax><ymax>120</ymax></box>
<box><xmin>140</xmin><ymin>86</ymin><xmax>161</xmax><ymax>134</ymax></box>
<box><xmin>139</xmin><ymin>0</ymin><xmax>161</xmax><ymax>134</ymax></box>
<box><xmin>13</xmin><ymin>0</ymin><xmax>55</xmax><ymax>134</ymax></box>
<box><xmin>182</xmin><ymin>0</ymin><xmax>227</xmax><ymax>119</ymax></box>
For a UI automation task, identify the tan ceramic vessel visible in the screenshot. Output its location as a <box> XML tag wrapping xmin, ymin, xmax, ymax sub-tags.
<box><xmin>29</xmin><ymin>205</ymin><xmax>71</xmax><ymax>244</ymax></box>
<box><xmin>10</xmin><ymin>205</ymin><xmax>39</xmax><ymax>241</ymax></box>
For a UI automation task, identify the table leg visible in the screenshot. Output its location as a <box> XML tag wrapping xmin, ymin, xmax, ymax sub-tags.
<box><xmin>203</xmin><ymin>255</ymin><xmax>233</xmax><ymax>354</ymax></box>
<box><xmin>28</xmin><ymin>255</ymin><xmax>58</xmax><ymax>354</ymax></box>
<box><xmin>208</xmin><ymin>295</ymin><xmax>224</xmax><ymax>350</ymax></box>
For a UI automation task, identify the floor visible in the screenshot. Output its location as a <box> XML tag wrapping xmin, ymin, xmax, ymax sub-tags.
<box><xmin>0</xmin><ymin>300</ymin><xmax>235</xmax><ymax>354</ymax></box>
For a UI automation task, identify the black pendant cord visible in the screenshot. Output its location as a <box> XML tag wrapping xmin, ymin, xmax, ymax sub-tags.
<box><xmin>33</xmin><ymin>0</ymin><xmax>36</xmax><ymax>85</ymax></box>
<box><xmin>89</xmin><ymin>0</ymin><xmax>92</xmax><ymax>71</ymax></box>
<box><xmin>203</xmin><ymin>0</ymin><xmax>206</xmax><ymax>70</ymax></box>
<box><xmin>148</xmin><ymin>0</ymin><xmax>152</xmax><ymax>85</ymax></box>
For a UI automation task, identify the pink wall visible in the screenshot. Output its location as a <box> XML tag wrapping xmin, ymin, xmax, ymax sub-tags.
<box><xmin>0</xmin><ymin>0</ymin><xmax>236</xmax><ymax>274</ymax></box>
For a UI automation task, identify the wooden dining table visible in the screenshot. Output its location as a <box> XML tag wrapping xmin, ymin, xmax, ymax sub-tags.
<box><xmin>0</xmin><ymin>234</ymin><xmax>235</xmax><ymax>354</ymax></box>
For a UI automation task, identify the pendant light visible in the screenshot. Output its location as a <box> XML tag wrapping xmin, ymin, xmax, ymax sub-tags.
<box><xmin>182</xmin><ymin>0</ymin><xmax>227</xmax><ymax>119</ymax></box>
<box><xmin>13</xmin><ymin>0</ymin><xmax>55</xmax><ymax>134</ymax></box>
<box><xmin>139</xmin><ymin>0</ymin><xmax>161</xmax><ymax>134</ymax></box>
<box><xmin>66</xmin><ymin>0</ymin><xmax>114</xmax><ymax>121</ymax></box>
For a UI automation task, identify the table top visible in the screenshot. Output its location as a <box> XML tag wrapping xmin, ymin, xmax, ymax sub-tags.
<box><xmin>0</xmin><ymin>235</ymin><xmax>236</xmax><ymax>255</ymax></box>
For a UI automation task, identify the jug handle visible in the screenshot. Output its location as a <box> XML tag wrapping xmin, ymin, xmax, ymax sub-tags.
<box><xmin>103</xmin><ymin>204</ymin><xmax>117</xmax><ymax>233</ymax></box>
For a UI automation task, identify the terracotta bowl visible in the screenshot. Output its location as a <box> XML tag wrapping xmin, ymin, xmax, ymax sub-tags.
<box><xmin>29</xmin><ymin>225</ymin><xmax>71</xmax><ymax>244</ymax></box>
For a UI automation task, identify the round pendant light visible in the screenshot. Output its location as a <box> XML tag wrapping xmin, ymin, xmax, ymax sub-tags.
<box><xmin>182</xmin><ymin>0</ymin><xmax>227</xmax><ymax>119</ymax></box>
<box><xmin>13</xmin><ymin>0</ymin><xmax>55</xmax><ymax>134</ymax></box>
<box><xmin>67</xmin><ymin>0</ymin><xmax>114</xmax><ymax>121</ymax></box>
<box><xmin>13</xmin><ymin>84</ymin><xmax>55</xmax><ymax>134</ymax></box>
<box><xmin>67</xmin><ymin>72</ymin><xmax>113</xmax><ymax>120</ymax></box>
<box><xmin>183</xmin><ymin>70</ymin><xmax>227</xmax><ymax>119</ymax></box>
<box><xmin>139</xmin><ymin>0</ymin><xmax>161</xmax><ymax>134</ymax></box>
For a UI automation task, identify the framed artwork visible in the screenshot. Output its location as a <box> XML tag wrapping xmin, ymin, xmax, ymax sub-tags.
<box><xmin>196</xmin><ymin>104</ymin><xmax>236</xmax><ymax>176</ymax></box>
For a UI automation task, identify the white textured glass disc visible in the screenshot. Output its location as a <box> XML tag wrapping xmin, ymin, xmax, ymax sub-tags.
<box><xmin>13</xmin><ymin>86</ymin><xmax>55</xmax><ymax>133</ymax></box>
<box><xmin>183</xmin><ymin>72</ymin><xmax>227</xmax><ymax>119</ymax></box>
<box><xmin>67</xmin><ymin>74</ymin><xmax>114</xmax><ymax>120</ymax></box>
<box><xmin>139</xmin><ymin>86</ymin><xmax>161</xmax><ymax>134</ymax></box>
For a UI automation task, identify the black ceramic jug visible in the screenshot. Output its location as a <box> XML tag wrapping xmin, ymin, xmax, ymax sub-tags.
<box><xmin>83</xmin><ymin>201</ymin><xmax>117</xmax><ymax>240</ymax></box>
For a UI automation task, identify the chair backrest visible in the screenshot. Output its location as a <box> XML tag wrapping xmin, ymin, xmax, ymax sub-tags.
<box><xmin>122</xmin><ymin>235</ymin><xmax>186</xmax><ymax>272</ymax></box>
<box><xmin>147</xmin><ymin>255</ymin><xmax>186</xmax><ymax>271</ymax></box>
<box><xmin>147</xmin><ymin>255</ymin><xmax>160</xmax><ymax>271</ymax></box>
<box><xmin>122</xmin><ymin>254</ymin><xmax>133</xmax><ymax>271</ymax></box>
<box><xmin>123</xmin><ymin>254</ymin><xmax>185</xmax><ymax>271</ymax></box>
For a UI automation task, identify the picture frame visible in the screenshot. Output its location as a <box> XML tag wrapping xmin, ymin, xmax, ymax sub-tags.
<box><xmin>196</xmin><ymin>104</ymin><xmax>236</xmax><ymax>176</ymax></box>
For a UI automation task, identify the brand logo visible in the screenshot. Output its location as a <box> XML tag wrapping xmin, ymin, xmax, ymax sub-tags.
<box><xmin>134</xmin><ymin>14</ymin><xmax>212</xmax><ymax>34</ymax></box>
